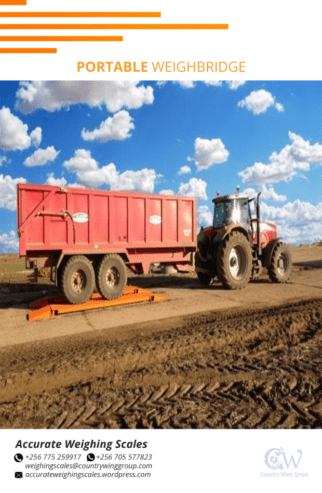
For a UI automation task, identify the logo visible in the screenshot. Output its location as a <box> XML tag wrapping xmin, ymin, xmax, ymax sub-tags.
<box><xmin>264</xmin><ymin>448</ymin><xmax>302</xmax><ymax>470</ymax></box>
<box><xmin>15</xmin><ymin>472</ymin><xmax>23</xmax><ymax>479</ymax></box>
<box><xmin>14</xmin><ymin>454</ymin><xmax>23</xmax><ymax>463</ymax></box>
<box><xmin>72</xmin><ymin>212</ymin><xmax>89</xmax><ymax>223</ymax></box>
<box><xmin>87</xmin><ymin>453</ymin><xmax>95</xmax><ymax>462</ymax></box>
<box><xmin>149</xmin><ymin>214</ymin><xmax>162</xmax><ymax>225</ymax></box>
<box><xmin>260</xmin><ymin>447</ymin><xmax>308</xmax><ymax>478</ymax></box>
<box><xmin>183</xmin><ymin>229</ymin><xmax>191</xmax><ymax>236</ymax></box>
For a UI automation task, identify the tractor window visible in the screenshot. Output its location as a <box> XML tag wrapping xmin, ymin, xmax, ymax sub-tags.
<box><xmin>240</xmin><ymin>200</ymin><xmax>250</xmax><ymax>225</ymax></box>
<box><xmin>214</xmin><ymin>199</ymin><xmax>251</xmax><ymax>228</ymax></box>
<box><xmin>214</xmin><ymin>202</ymin><xmax>224</xmax><ymax>227</ymax></box>
<box><xmin>224</xmin><ymin>201</ymin><xmax>235</xmax><ymax>222</ymax></box>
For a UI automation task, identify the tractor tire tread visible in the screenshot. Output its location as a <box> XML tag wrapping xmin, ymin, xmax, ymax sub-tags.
<box><xmin>217</xmin><ymin>231</ymin><xmax>252</xmax><ymax>290</ymax></box>
<box><xmin>267</xmin><ymin>242</ymin><xmax>292</xmax><ymax>283</ymax></box>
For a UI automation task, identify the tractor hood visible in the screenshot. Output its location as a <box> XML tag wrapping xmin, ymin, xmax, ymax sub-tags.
<box><xmin>252</xmin><ymin>220</ymin><xmax>277</xmax><ymax>247</ymax></box>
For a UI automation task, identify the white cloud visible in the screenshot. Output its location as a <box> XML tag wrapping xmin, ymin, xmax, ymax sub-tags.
<box><xmin>0</xmin><ymin>174</ymin><xmax>26</xmax><ymax>210</ymax></box>
<box><xmin>81</xmin><ymin>110</ymin><xmax>134</xmax><ymax>143</ymax></box>
<box><xmin>0</xmin><ymin>156</ymin><xmax>7</xmax><ymax>166</ymax></box>
<box><xmin>30</xmin><ymin>127</ymin><xmax>42</xmax><ymax>147</ymax></box>
<box><xmin>198</xmin><ymin>204</ymin><xmax>213</xmax><ymax>227</ymax></box>
<box><xmin>242</xmin><ymin>187</ymin><xmax>257</xmax><ymax>200</ymax></box>
<box><xmin>45</xmin><ymin>173</ymin><xmax>85</xmax><ymax>189</ymax></box>
<box><xmin>204</xmin><ymin>81</ymin><xmax>223</xmax><ymax>87</ymax></box>
<box><xmin>64</xmin><ymin>149</ymin><xmax>98</xmax><ymax>173</ymax></box>
<box><xmin>204</xmin><ymin>81</ymin><xmax>246</xmax><ymax>90</ymax></box>
<box><xmin>262</xmin><ymin>200</ymin><xmax>322</xmax><ymax>225</ymax></box>
<box><xmin>178</xmin><ymin>177</ymin><xmax>207</xmax><ymax>200</ymax></box>
<box><xmin>178</xmin><ymin>165</ymin><xmax>191</xmax><ymax>175</ymax></box>
<box><xmin>0</xmin><ymin>106</ymin><xmax>42</xmax><ymax>151</ymax></box>
<box><xmin>191</xmin><ymin>137</ymin><xmax>229</xmax><ymax>170</ymax></box>
<box><xmin>175</xmin><ymin>81</ymin><xmax>195</xmax><ymax>89</ymax></box>
<box><xmin>63</xmin><ymin>149</ymin><xmax>158</xmax><ymax>192</ymax></box>
<box><xmin>173</xmin><ymin>81</ymin><xmax>246</xmax><ymax>90</ymax></box>
<box><xmin>260</xmin><ymin>185</ymin><xmax>287</xmax><ymax>202</ymax></box>
<box><xmin>239</xmin><ymin>131</ymin><xmax>322</xmax><ymax>185</ymax></box>
<box><xmin>16</xmin><ymin>81</ymin><xmax>154</xmax><ymax>114</ymax></box>
<box><xmin>67</xmin><ymin>183</ymin><xmax>86</xmax><ymax>189</ymax></box>
<box><xmin>45</xmin><ymin>173</ymin><xmax>67</xmax><ymax>187</ymax></box>
<box><xmin>159</xmin><ymin>189</ymin><xmax>175</xmax><ymax>195</ymax></box>
<box><xmin>237</xmin><ymin>89</ymin><xmax>283</xmax><ymax>115</ymax></box>
<box><xmin>275</xmin><ymin>102</ymin><xmax>284</xmax><ymax>113</ymax></box>
<box><xmin>226</xmin><ymin>81</ymin><xmax>247</xmax><ymax>90</ymax></box>
<box><xmin>77</xmin><ymin>165</ymin><xmax>157</xmax><ymax>192</ymax></box>
<box><xmin>243</xmin><ymin>185</ymin><xmax>287</xmax><ymax>202</ymax></box>
<box><xmin>261</xmin><ymin>200</ymin><xmax>322</xmax><ymax>244</ymax></box>
<box><xmin>24</xmin><ymin>146</ymin><xmax>59</xmax><ymax>167</ymax></box>
<box><xmin>0</xmin><ymin>230</ymin><xmax>19</xmax><ymax>253</ymax></box>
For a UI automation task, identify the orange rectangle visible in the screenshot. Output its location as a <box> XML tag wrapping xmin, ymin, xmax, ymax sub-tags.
<box><xmin>0</xmin><ymin>47</ymin><xmax>57</xmax><ymax>53</ymax></box>
<box><xmin>0</xmin><ymin>11</ymin><xmax>161</xmax><ymax>17</ymax></box>
<box><xmin>0</xmin><ymin>48</ymin><xmax>56</xmax><ymax>53</ymax></box>
<box><xmin>28</xmin><ymin>286</ymin><xmax>165</xmax><ymax>321</ymax></box>
<box><xmin>0</xmin><ymin>0</ymin><xmax>26</xmax><ymax>4</ymax></box>
<box><xmin>0</xmin><ymin>36</ymin><xmax>123</xmax><ymax>41</ymax></box>
<box><xmin>0</xmin><ymin>23</ymin><xmax>228</xmax><ymax>30</ymax></box>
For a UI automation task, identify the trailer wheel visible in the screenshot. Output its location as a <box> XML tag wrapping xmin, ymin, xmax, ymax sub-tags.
<box><xmin>96</xmin><ymin>254</ymin><xmax>127</xmax><ymax>300</ymax></box>
<box><xmin>217</xmin><ymin>231</ymin><xmax>252</xmax><ymax>289</ymax></box>
<box><xmin>61</xmin><ymin>255</ymin><xmax>95</xmax><ymax>304</ymax></box>
<box><xmin>267</xmin><ymin>242</ymin><xmax>292</xmax><ymax>283</ymax></box>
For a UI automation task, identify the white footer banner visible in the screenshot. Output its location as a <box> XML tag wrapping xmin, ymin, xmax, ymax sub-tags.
<box><xmin>0</xmin><ymin>429</ymin><xmax>318</xmax><ymax>492</ymax></box>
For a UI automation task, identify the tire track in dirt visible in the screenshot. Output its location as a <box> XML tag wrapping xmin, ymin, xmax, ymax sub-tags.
<box><xmin>0</xmin><ymin>299</ymin><xmax>321</xmax><ymax>429</ymax></box>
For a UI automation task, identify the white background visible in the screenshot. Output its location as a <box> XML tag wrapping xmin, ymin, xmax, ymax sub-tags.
<box><xmin>0</xmin><ymin>429</ymin><xmax>319</xmax><ymax>492</ymax></box>
<box><xmin>1</xmin><ymin>1</ymin><xmax>322</xmax><ymax>491</ymax></box>
<box><xmin>0</xmin><ymin>0</ymin><xmax>321</xmax><ymax>80</ymax></box>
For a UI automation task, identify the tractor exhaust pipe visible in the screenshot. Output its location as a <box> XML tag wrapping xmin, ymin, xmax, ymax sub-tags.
<box><xmin>256</xmin><ymin>192</ymin><xmax>262</xmax><ymax>256</ymax></box>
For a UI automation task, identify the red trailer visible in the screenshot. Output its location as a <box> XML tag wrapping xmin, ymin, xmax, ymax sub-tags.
<box><xmin>17</xmin><ymin>184</ymin><xmax>197</xmax><ymax>304</ymax></box>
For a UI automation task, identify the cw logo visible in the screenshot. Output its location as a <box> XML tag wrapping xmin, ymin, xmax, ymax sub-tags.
<box><xmin>264</xmin><ymin>448</ymin><xmax>302</xmax><ymax>470</ymax></box>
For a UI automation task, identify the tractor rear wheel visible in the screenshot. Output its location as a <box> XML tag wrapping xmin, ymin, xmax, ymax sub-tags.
<box><xmin>96</xmin><ymin>254</ymin><xmax>127</xmax><ymax>300</ymax></box>
<box><xmin>217</xmin><ymin>231</ymin><xmax>252</xmax><ymax>289</ymax></box>
<box><xmin>267</xmin><ymin>243</ymin><xmax>292</xmax><ymax>283</ymax></box>
<box><xmin>61</xmin><ymin>255</ymin><xmax>95</xmax><ymax>304</ymax></box>
<box><xmin>195</xmin><ymin>251</ymin><xmax>213</xmax><ymax>286</ymax></box>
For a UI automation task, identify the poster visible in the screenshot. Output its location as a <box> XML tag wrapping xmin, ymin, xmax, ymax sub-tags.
<box><xmin>0</xmin><ymin>1</ymin><xmax>321</xmax><ymax>492</ymax></box>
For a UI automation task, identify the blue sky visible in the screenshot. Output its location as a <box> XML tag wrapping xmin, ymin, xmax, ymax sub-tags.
<box><xmin>0</xmin><ymin>80</ymin><xmax>321</xmax><ymax>252</ymax></box>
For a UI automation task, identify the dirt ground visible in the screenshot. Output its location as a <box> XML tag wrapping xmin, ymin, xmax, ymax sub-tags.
<box><xmin>0</xmin><ymin>245</ymin><xmax>321</xmax><ymax>429</ymax></box>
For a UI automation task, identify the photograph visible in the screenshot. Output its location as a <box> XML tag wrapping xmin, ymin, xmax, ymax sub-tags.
<box><xmin>0</xmin><ymin>80</ymin><xmax>321</xmax><ymax>431</ymax></box>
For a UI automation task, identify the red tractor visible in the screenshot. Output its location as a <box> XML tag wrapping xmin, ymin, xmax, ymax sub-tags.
<box><xmin>195</xmin><ymin>190</ymin><xmax>292</xmax><ymax>289</ymax></box>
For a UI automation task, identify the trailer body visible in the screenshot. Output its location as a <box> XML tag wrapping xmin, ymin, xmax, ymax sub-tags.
<box><xmin>18</xmin><ymin>184</ymin><xmax>196</xmax><ymax>278</ymax></box>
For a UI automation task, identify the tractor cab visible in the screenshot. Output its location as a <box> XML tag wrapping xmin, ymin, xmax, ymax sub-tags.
<box><xmin>213</xmin><ymin>193</ymin><xmax>252</xmax><ymax>232</ymax></box>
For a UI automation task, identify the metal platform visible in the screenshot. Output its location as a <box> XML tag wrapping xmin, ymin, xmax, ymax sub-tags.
<box><xmin>28</xmin><ymin>286</ymin><xmax>167</xmax><ymax>322</ymax></box>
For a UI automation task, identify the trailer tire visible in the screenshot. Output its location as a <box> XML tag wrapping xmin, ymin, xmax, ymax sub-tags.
<box><xmin>96</xmin><ymin>254</ymin><xmax>127</xmax><ymax>300</ymax></box>
<box><xmin>61</xmin><ymin>255</ymin><xmax>95</xmax><ymax>304</ymax></box>
<box><xmin>217</xmin><ymin>231</ymin><xmax>252</xmax><ymax>290</ymax></box>
<box><xmin>267</xmin><ymin>242</ymin><xmax>292</xmax><ymax>283</ymax></box>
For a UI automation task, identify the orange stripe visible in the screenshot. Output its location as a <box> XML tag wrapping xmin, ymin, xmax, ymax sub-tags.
<box><xmin>0</xmin><ymin>12</ymin><xmax>161</xmax><ymax>18</ymax></box>
<box><xmin>0</xmin><ymin>35</ymin><xmax>123</xmax><ymax>41</ymax></box>
<box><xmin>0</xmin><ymin>23</ymin><xmax>228</xmax><ymax>29</ymax></box>
<box><xmin>0</xmin><ymin>48</ymin><xmax>56</xmax><ymax>53</ymax></box>
<box><xmin>0</xmin><ymin>0</ymin><xmax>26</xmax><ymax>4</ymax></box>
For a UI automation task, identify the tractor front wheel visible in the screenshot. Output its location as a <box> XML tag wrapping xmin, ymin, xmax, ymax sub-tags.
<box><xmin>267</xmin><ymin>243</ymin><xmax>292</xmax><ymax>283</ymax></box>
<box><xmin>217</xmin><ymin>232</ymin><xmax>252</xmax><ymax>289</ymax></box>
